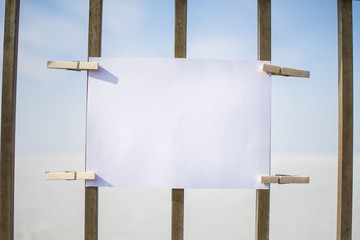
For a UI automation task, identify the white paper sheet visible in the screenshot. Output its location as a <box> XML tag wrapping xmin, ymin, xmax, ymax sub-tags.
<box><xmin>86</xmin><ymin>58</ymin><xmax>270</xmax><ymax>189</ymax></box>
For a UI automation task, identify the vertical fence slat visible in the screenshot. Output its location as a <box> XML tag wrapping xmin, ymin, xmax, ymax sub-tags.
<box><xmin>0</xmin><ymin>0</ymin><xmax>20</xmax><ymax>239</ymax></box>
<box><xmin>257</xmin><ymin>0</ymin><xmax>271</xmax><ymax>62</ymax></box>
<box><xmin>255</xmin><ymin>189</ymin><xmax>270</xmax><ymax>240</ymax></box>
<box><xmin>174</xmin><ymin>0</ymin><xmax>187</xmax><ymax>59</ymax></box>
<box><xmin>85</xmin><ymin>187</ymin><xmax>99</xmax><ymax>240</ymax></box>
<box><xmin>256</xmin><ymin>1</ymin><xmax>271</xmax><ymax>240</ymax></box>
<box><xmin>172</xmin><ymin>189</ymin><xmax>184</xmax><ymax>240</ymax></box>
<box><xmin>337</xmin><ymin>0</ymin><xmax>353</xmax><ymax>239</ymax></box>
<box><xmin>172</xmin><ymin>1</ymin><xmax>187</xmax><ymax>240</ymax></box>
<box><xmin>88</xmin><ymin>0</ymin><xmax>102</xmax><ymax>58</ymax></box>
<box><xmin>85</xmin><ymin>1</ymin><xmax>102</xmax><ymax>240</ymax></box>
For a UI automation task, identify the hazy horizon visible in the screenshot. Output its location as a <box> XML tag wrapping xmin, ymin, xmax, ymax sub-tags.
<box><xmin>12</xmin><ymin>153</ymin><xmax>360</xmax><ymax>240</ymax></box>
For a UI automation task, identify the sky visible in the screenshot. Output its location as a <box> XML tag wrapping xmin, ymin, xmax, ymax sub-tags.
<box><xmin>0</xmin><ymin>0</ymin><xmax>358</xmax><ymax>155</ymax></box>
<box><xmin>0</xmin><ymin>0</ymin><xmax>360</xmax><ymax>239</ymax></box>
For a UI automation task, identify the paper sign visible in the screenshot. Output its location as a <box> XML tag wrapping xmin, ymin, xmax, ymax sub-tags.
<box><xmin>86</xmin><ymin>58</ymin><xmax>270</xmax><ymax>189</ymax></box>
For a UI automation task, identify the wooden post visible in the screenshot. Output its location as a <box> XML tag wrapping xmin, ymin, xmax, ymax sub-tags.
<box><xmin>256</xmin><ymin>1</ymin><xmax>271</xmax><ymax>240</ymax></box>
<box><xmin>0</xmin><ymin>0</ymin><xmax>20</xmax><ymax>239</ymax></box>
<box><xmin>172</xmin><ymin>1</ymin><xmax>187</xmax><ymax>240</ymax></box>
<box><xmin>172</xmin><ymin>189</ymin><xmax>184</xmax><ymax>240</ymax></box>
<box><xmin>85</xmin><ymin>1</ymin><xmax>102</xmax><ymax>240</ymax></box>
<box><xmin>257</xmin><ymin>0</ymin><xmax>271</xmax><ymax>61</ymax></box>
<box><xmin>255</xmin><ymin>190</ymin><xmax>270</xmax><ymax>240</ymax></box>
<box><xmin>174</xmin><ymin>0</ymin><xmax>187</xmax><ymax>59</ymax></box>
<box><xmin>337</xmin><ymin>0</ymin><xmax>353</xmax><ymax>240</ymax></box>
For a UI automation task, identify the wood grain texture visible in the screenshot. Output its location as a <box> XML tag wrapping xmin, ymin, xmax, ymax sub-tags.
<box><xmin>0</xmin><ymin>0</ymin><xmax>20</xmax><ymax>239</ymax></box>
<box><xmin>172</xmin><ymin>189</ymin><xmax>184</xmax><ymax>240</ymax></box>
<box><xmin>174</xmin><ymin>0</ymin><xmax>187</xmax><ymax>58</ymax></box>
<box><xmin>257</xmin><ymin>0</ymin><xmax>271</xmax><ymax>62</ymax></box>
<box><xmin>85</xmin><ymin>187</ymin><xmax>99</xmax><ymax>240</ymax></box>
<box><xmin>88</xmin><ymin>0</ymin><xmax>102</xmax><ymax>58</ymax></box>
<box><xmin>337</xmin><ymin>0</ymin><xmax>353</xmax><ymax>239</ymax></box>
<box><xmin>256</xmin><ymin>1</ymin><xmax>271</xmax><ymax>240</ymax></box>
<box><xmin>172</xmin><ymin>1</ymin><xmax>187</xmax><ymax>240</ymax></box>
<box><xmin>85</xmin><ymin>1</ymin><xmax>102</xmax><ymax>240</ymax></box>
<box><xmin>255</xmin><ymin>189</ymin><xmax>270</xmax><ymax>240</ymax></box>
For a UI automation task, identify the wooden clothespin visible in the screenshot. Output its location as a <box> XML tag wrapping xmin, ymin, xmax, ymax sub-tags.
<box><xmin>260</xmin><ymin>174</ymin><xmax>310</xmax><ymax>184</ymax></box>
<box><xmin>263</xmin><ymin>64</ymin><xmax>310</xmax><ymax>78</ymax></box>
<box><xmin>47</xmin><ymin>61</ymin><xmax>99</xmax><ymax>71</ymax></box>
<box><xmin>45</xmin><ymin>171</ymin><xmax>96</xmax><ymax>180</ymax></box>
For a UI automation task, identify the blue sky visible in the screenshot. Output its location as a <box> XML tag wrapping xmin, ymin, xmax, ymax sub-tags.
<box><xmin>0</xmin><ymin>0</ymin><xmax>359</xmax><ymax>156</ymax></box>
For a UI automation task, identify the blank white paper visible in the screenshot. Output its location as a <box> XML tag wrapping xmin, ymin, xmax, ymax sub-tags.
<box><xmin>86</xmin><ymin>58</ymin><xmax>270</xmax><ymax>189</ymax></box>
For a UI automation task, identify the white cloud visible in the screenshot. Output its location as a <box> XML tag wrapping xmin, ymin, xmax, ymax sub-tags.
<box><xmin>16</xmin><ymin>1</ymin><xmax>89</xmax><ymax>84</ymax></box>
<box><xmin>19</xmin><ymin>3</ymin><xmax>88</xmax><ymax>57</ymax></box>
<box><xmin>101</xmin><ymin>0</ymin><xmax>171</xmax><ymax>58</ymax></box>
<box><xmin>103</xmin><ymin>0</ymin><xmax>144</xmax><ymax>34</ymax></box>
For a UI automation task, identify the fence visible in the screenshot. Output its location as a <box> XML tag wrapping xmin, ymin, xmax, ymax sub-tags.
<box><xmin>0</xmin><ymin>0</ymin><xmax>355</xmax><ymax>240</ymax></box>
